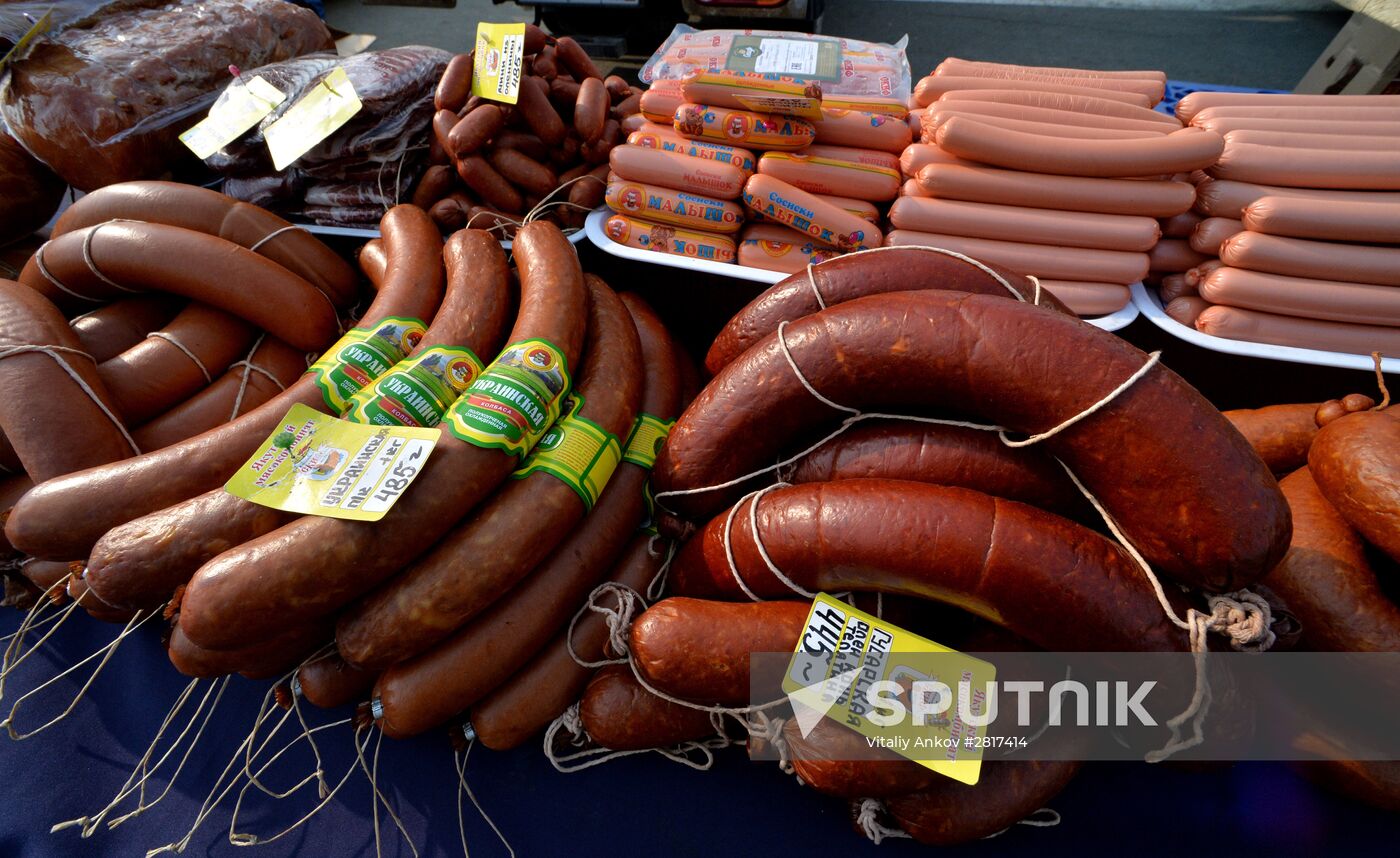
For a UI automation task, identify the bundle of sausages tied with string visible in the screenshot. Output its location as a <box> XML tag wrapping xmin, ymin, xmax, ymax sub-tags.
<box><xmin>896</xmin><ymin>58</ymin><xmax>1221</xmax><ymax>317</ymax></box>
<box><xmin>422</xmin><ymin>26</ymin><xmax>643</xmax><ymax>238</ymax></box>
<box><xmin>0</xmin><ymin>181</ymin><xmax>357</xmax><ymax>616</ymax></box>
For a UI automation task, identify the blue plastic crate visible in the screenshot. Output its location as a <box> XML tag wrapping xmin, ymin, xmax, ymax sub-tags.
<box><xmin>1157</xmin><ymin>78</ymin><xmax>1288</xmax><ymax>116</ymax></box>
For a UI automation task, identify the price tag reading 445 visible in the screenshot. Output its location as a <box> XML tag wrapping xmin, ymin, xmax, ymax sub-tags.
<box><xmin>225</xmin><ymin>404</ymin><xmax>440</xmax><ymax>521</ymax></box>
<box><xmin>783</xmin><ymin>594</ymin><xmax>996</xmax><ymax>785</ymax></box>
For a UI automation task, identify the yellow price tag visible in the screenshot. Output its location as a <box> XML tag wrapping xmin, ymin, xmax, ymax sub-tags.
<box><xmin>472</xmin><ymin>22</ymin><xmax>527</xmax><ymax>105</ymax></box>
<box><xmin>264</xmin><ymin>67</ymin><xmax>362</xmax><ymax>170</ymax></box>
<box><xmin>180</xmin><ymin>76</ymin><xmax>286</xmax><ymax>160</ymax></box>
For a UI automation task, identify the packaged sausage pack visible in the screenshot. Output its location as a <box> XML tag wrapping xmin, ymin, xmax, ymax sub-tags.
<box><xmin>641</xmin><ymin>25</ymin><xmax>911</xmax><ymax>118</ymax></box>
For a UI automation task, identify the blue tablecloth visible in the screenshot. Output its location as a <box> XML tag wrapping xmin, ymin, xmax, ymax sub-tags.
<box><xmin>0</xmin><ymin>601</ymin><xmax>1393</xmax><ymax>857</ymax></box>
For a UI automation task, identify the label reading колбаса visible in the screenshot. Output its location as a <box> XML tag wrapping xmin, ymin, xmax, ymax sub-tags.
<box><xmin>512</xmin><ymin>394</ymin><xmax>622</xmax><ymax>510</ymax></box>
<box><xmin>344</xmin><ymin>345</ymin><xmax>485</xmax><ymax>427</ymax></box>
<box><xmin>445</xmin><ymin>338</ymin><xmax>570</xmax><ymax>458</ymax></box>
<box><xmin>308</xmin><ymin>316</ymin><xmax>425</xmax><ymax>413</ymax></box>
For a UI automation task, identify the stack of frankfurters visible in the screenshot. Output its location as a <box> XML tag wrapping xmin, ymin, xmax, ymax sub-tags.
<box><xmin>421</xmin><ymin>26</ymin><xmax>642</xmax><ymax>237</ymax></box>
<box><xmin>894</xmin><ymin>58</ymin><xmax>1222</xmax><ymax>317</ymax></box>
<box><xmin>1155</xmin><ymin>92</ymin><xmax>1400</xmax><ymax>356</ymax></box>
<box><xmin>602</xmin><ymin>74</ymin><xmax>910</xmax><ymax>271</ymax></box>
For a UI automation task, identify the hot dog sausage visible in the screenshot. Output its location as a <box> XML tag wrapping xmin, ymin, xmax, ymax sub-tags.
<box><xmin>917</xmin><ymin>163</ymin><xmax>1195</xmax><ymax>217</ymax></box>
<box><xmin>901</xmin><ymin>142</ymin><xmax>982</xmax><ymax>175</ymax></box>
<box><xmin>1194</xmin><ymin>304</ymin><xmax>1400</xmax><ymax>354</ymax></box>
<box><xmin>888</xmin><ymin>197</ymin><xmax>1161</xmax><ymax>251</ymax></box>
<box><xmin>1221</xmin><ymin>403</ymin><xmax>1319</xmax><ymax>474</ymax></box>
<box><xmin>705</xmin><ymin>245</ymin><xmax>1061</xmax><ymax>374</ymax></box>
<box><xmin>1177</xmin><ymin>92</ymin><xmax>1400</xmax><ymax>123</ymax></box>
<box><xmin>1192</xmin><ymin>116</ymin><xmax>1400</xmax><ymax>137</ymax></box>
<box><xmin>931</xmin><ymin>63</ymin><xmax>1165</xmax><ymax>102</ymax></box>
<box><xmin>788</xmin><ymin>420</ymin><xmax>1082</xmax><ymax>514</ymax></box>
<box><xmin>1224</xmin><ymin>129</ymin><xmax>1400</xmax><ymax>151</ymax></box>
<box><xmin>926</xmin><ymin>100</ymin><xmax>1177</xmax><ymax>134</ymax></box>
<box><xmin>1148</xmin><ymin>238</ymin><xmax>1211</xmax><ymax>273</ymax></box>
<box><xmin>22</xmin><ymin>223</ymin><xmax>339</xmax><ymax>351</ymax></box>
<box><xmin>1192</xmin><ymin>105</ymin><xmax>1400</xmax><ymax>124</ymax></box>
<box><xmin>605</xmin><ymin>180</ymin><xmax>745</xmax><ymax>234</ymax></box>
<box><xmin>1193</xmin><ymin>179</ymin><xmax>1400</xmax><ymax>219</ymax></box>
<box><xmin>738</xmin><ymin>224</ymin><xmax>844</xmax><ymax>274</ymax></box>
<box><xmin>371</xmin><ymin>293</ymin><xmax>677</xmax><ymax>737</ymax></box>
<box><xmin>1159</xmin><ymin>211</ymin><xmax>1202</xmax><ymax>238</ymax></box>
<box><xmin>1263</xmin><ymin>467</ymin><xmax>1400</xmax><ymax>651</ymax></box>
<box><xmin>1200</xmin><ymin>266</ymin><xmax>1400</xmax><ymax>326</ymax></box>
<box><xmin>69</xmin><ymin>296</ymin><xmax>182</xmax><ymax>363</ymax></box>
<box><xmin>1210</xmin><ymin>142</ymin><xmax>1400</xmax><ymax>190</ymax></box>
<box><xmin>177</xmin><ymin>221</ymin><xmax>587</xmax><ymax>651</ymax></box>
<box><xmin>935</xmin><ymin>119</ymin><xmax>1222</xmax><ymax>178</ymax></box>
<box><xmin>1220</xmin><ymin>231</ymin><xmax>1400</xmax><ymax>287</ymax></box>
<box><xmin>810</xmin><ymin>109</ymin><xmax>912</xmax><ymax>153</ymax></box>
<box><xmin>469</xmin><ymin>532</ymin><xmax>667</xmax><ymax>750</ymax></box>
<box><xmin>603</xmin><ymin>214</ymin><xmax>738</xmax><ymax>264</ymax></box>
<box><xmin>1159</xmin><ymin>273</ymin><xmax>1194</xmax><ymax>303</ymax></box>
<box><xmin>6</xmin><ymin>206</ymin><xmax>446</xmax><ymax>563</ymax></box>
<box><xmin>578</xmin><ymin>663</ymin><xmax>717</xmax><ymax>750</ymax></box>
<box><xmin>1039</xmin><ymin>280</ymin><xmax>1132</xmax><ymax>315</ymax></box>
<box><xmin>886</xmin><ymin>230</ymin><xmax>1149</xmax><ymax>284</ymax></box>
<box><xmin>86</xmin><ymin>228</ymin><xmax>500</xmax><ymax>613</ymax></box>
<box><xmin>917</xmin><ymin>74</ymin><xmax>1153</xmax><ymax>108</ymax></box>
<box><xmin>610</xmin><ymin>144</ymin><xmax>747</xmax><ymax>200</ymax></box>
<box><xmin>1243</xmin><ymin>196</ymin><xmax>1400</xmax><ymax>243</ymax></box>
<box><xmin>756</xmin><ymin>145</ymin><xmax>901</xmax><ymax>202</ymax></box>
<box><xmin>657</xmin><ymin>290</ymin><xmax>1290</xmax><ymax>592</ymax></box>
<box><xmin>1308</xmin><ymin>411</ymin><xmax>1400</xmax><ymax>564</ymax></box>
<box><xmin>670</xmin><ymin>480</ymin><xmax>1188</xmax><ymax>652</ymax></box>
<box><xmin>625</xmin><ymin>128</ymin><xmax>756</xmax><ymax>173</ymax></box>
<box><xmin>924</xmin><ymin>109</ymin><xmax>1167</xmax><ymax>140</ymax></box>
<box><xmin>132</xmin><ymin>335</ymin><xmax>308</xmax><ymax>452</ymax></box>
<box><xmin>1185</xmin><ymin>259</ymin><xmax>1225</xmax><ymax>288</ymax></box>
<box><xmin>742</xmin><ymin>175</ymin><xmax>882</xmax><ymax>252</ymax></box>
<box><xmin>936</xmin><ymin>89</ymin><xmax>1179</xmax><ymax>127</ymax></box>
<box><xmin>935</xmin><ymin>58</ymin><xmax>1166</xmax><ymax>85</ymax></box>
<box><xmin>672</xmin><ymin>103</ymin><xmax>815</xmax><ymax>151</ymax></box>
<box><xmin>337</xmin><ymin>276</ymin><xmax>643</xmax><ymax>671</ymax></box>
<box><xmin>0</xmin><ymin>282</ymin><xmax>135</xmax><ymax>482</ymax></box>
<box><xmin>50</xmin><ymin>181</ymin><xmax>357</xmax><ymax>309</ymax></box>
<box><xmin>1188</xmin><ymin>217</ymin><xmax>1244</xmax><ymax>254</ymax></box>
<box><xmin>1166</xmin><ymin>296</ymin><xmax>1211</xmax><ymax>326</ymax></box>
<box><xmin>630</xmin><ymin>597</ymin><xmax>810</xmax><ymax>706</ymax></box>
<box><xmin>98</xmin><ymin>304</ymin><xmax>257</xmax><ymax>425</ymax></box>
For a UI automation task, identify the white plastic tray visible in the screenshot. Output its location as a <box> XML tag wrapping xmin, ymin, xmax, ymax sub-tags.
<box><xmin>1131</xmin><ymin>281</ymin><xmax>1400</xmax><ymax>374</ymax></box>
<box><xmin>585</xmin><ymin>208</ymin><xmax>1140</xmax><ymax>332</ymax></box>
<box><xmin>302</xmin><ymin>222</ymin><xmax>589</xmax><ymax>250</ymax></box>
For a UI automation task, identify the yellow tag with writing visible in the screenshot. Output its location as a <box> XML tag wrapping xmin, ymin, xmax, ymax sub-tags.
<box><xmin>512</xmin><ymin>394</ymin><xmax>621</xmax><ymax>510</ymax></box>
<box><xmin>783</xmin><ymin>594</ymin><xmax>996</xmax><ymax>785</ymax></box>
<box><xmin>621</xmin><ymin>413</ymin><xmax>673</xmax><ymax>470</ymax></box>
<box><xmin>180</xmin><ymin>76</ymin><xmax>286</xmax><ymax>160</ymax></box>
<box><xmin>471</xmin><ymin>22</ymin><xmax>527</xmax><ymax>105</ymax></box>
<box><xmin>264</xmin><ymin>66</ymin><xmax>363</xmax><ymax>170</ymax></box>
<box><xmin>225</xmin><ymin>404</ymin><xmax>439</xmax><ymax>521</ymax></box>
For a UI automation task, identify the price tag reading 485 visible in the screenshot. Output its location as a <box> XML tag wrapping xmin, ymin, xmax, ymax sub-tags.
<box><xmin>225</xmin><ymin>403</ymin><xmax>440</xmax><ymax>521</ymax></box>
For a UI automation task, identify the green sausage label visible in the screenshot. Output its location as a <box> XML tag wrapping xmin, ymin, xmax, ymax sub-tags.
<box><xmin>512</xmin><ymin>395</ymin><xmax>622</xmax><ymax>510</ymax></box>
<box><xmin>444</xmin><ymin>338</ymin><xmax>571</xmax><ymax>459</ymax></box>
<box><xmin>344</xmin><ymin>345</ymin><xmax>485</xmax><ymax>427</ymax></box>
<box><xmin>307</xmin><ymin>316</ymin><xmax>425</xmax><ymax>413</ymax></box>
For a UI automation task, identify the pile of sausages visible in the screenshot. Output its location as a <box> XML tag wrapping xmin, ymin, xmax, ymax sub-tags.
<box><xmin>601</xmin><ymin>76</ymin><xmax>911</xmax><ymax>271</ymax></box>
<box><xmin>895</xmin><ymin>58</ymin><xmax>1222</xmax><ymax>316</ymax></box>
<box><xmin>1223</xmin><ymin>392</ymin><xmax>1400</xmax><ymax>812</ymax></box>
<box><xmin>516</xmin><ymin>247</ymin><xmax>1303</xmax><ymax>843</ymax></box>
<box><xmin>419</xmin><ymin>25</ymin><xmax>640</xmax><ymax>237</ymax></box>
<box><xmin>0</xmin><ymin>180</ymin><xmax>358</xmax><ymax>613</ymax></box>
<box><xmin>1154</xmin><ymin>93</ymin><xmax>1400</xmax><ymax>356</ymax></box>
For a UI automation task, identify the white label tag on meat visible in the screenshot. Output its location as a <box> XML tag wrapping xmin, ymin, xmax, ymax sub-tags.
<box><xmin>179</xmin><ymin>76</ymin><xmax>286</xmax><ymax>160</ymax></box>
<box><xmin>754</xmin><ymin>38</ymin><xmax>821</xmax><ymax>76</ymax></box>
<box><xmin>263</xmin><ymin>67</ymin><xmax>363</xmax><ymax>171</ymax></box>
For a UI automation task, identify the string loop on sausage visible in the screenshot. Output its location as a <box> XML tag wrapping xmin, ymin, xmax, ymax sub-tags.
<box><xmin>856</xmin><ymin>799</ymin><xmax>912</xmax><ymax>845</ymax></box>
<box><xmin>146</xmin><ymin>331</ymin><xmax>213</xmax><ymax>384</ymax></box>
<box><xmin>805</xmin><ymin>245</ymin><xmax>1046</xmax><ymax>309</ymax></box>
<box><xmin>247</xmin><ymin>224</ymin><xmax>308</xmax><ymax>254</ymax></box>
<box><xmin>0</xmin><ymin>345</ymin><xmax>140</xmax><ymax>456</ymax></box>
<box><xmin>33</xmin><ymin>243</ymin><xmax>103</xmax><ymax>303</ymax></box>
<box><xmin>565</xmin><ymin>582</ymin><xmax>645</xmax><ymax>669</ymax></box>
<box><xmin>82</xmin><ymin>224</ymin><xmax>142</xmax><ymax>294</ymax></box>
<box><xmin>540</xmin><ymin>701</ymin><xmax>730</xmax><ymax>773</ymax></box>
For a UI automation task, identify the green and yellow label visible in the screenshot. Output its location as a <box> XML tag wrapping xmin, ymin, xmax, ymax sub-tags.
<box><xmin>225</xmin><ymin>403</ymin><xmax>440</xmax><ymax>521</ymax></box>
<box><xmin>307</xmin><ymin>316</ymin><xmax>425</xmax><ymax>413</ymax></box>
<box><xmin>344</xmin><ymin>345</ymin><xmax>484</xmax><ymax>428</ymax></box>
<box><xmin>445</xmin><ymin>338</ymin><xmax>570</xmax><ymax>459</ymax></box>
<box><xmin>621</xmin><ymin>413</ymin><xmax>674</xmax><ymax>470</ymax></box>
<box><xmin>512</xmin><ymin>395</ymin><xmax>621</xmax><ymax>510</ymax></box>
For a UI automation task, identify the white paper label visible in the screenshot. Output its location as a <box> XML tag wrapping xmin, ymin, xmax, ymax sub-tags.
<box><xmin>755</xmin><ymin>38</ymin><xmax>820</xmax><ymax>76</ymax></box>
<box><xmin>263</xmin><ymin>67</ymin><xmax>363</xmax><ymax>171</ymax></box>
